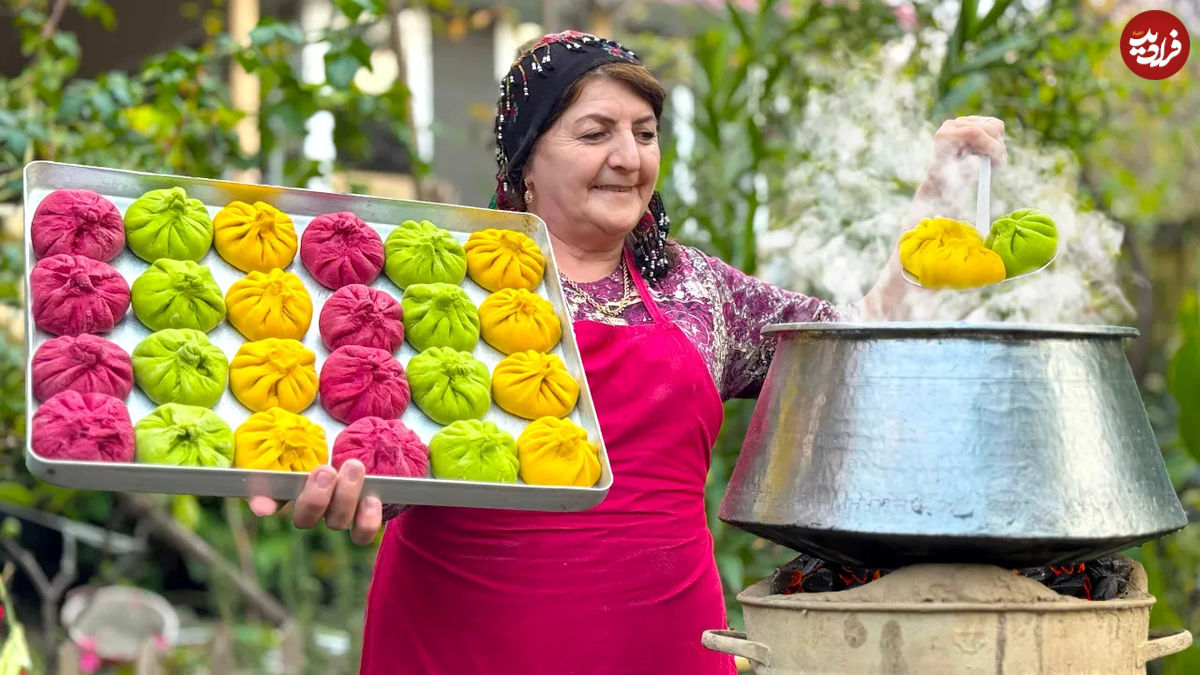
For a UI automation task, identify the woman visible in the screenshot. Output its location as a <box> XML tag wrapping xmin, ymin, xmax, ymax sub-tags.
<box><xmin>251</xmin><ymin>31</ymin><xmax>1007</xmax><ymax>673</ymax></box>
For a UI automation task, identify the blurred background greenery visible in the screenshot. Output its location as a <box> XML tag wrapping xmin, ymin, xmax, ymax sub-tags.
<box><xmin>0</xmin><ymin>0</ymin><xmax>1197</xmax><ymax>672</ymax></box>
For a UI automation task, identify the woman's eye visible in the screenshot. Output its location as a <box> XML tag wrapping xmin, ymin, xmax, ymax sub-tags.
<box><xmin>581</xmin><ymin>131</ymin><xmax>606</xmax><ymax>141</ymax></box>
<box><xmin>637</xmin><ymin>130</ymin><xmax>658</xmax><ymax>141</ymax></box>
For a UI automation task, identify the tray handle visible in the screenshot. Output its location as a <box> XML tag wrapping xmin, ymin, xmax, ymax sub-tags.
<box><xmin>701</xmin><ymin>629</ymin><xmax>771</xmax><ymax>666</ymax></box>
<box><xmin>1141</xmin><ymin>627</ymin><xmax>1193</xmax><ymax>663</ymax></box>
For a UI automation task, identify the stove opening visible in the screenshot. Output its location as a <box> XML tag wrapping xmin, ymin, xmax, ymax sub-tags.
<box><xmin>770</xmin><ymin>553</ymin><xmax>1136</xmax><ymax>601</ymax></box>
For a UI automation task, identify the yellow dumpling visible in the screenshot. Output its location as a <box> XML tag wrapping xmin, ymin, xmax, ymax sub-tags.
<box><xmin>234</xmin><ymin>407</ymin><xmax>327</xmax><ymax>472</ymax></box>
<box><xmin>478</xmin><ymin>288</ymin><xmax>561</xmax><ymax>355</ymax></box>
<box><xmin>229</xmin><ymin>338</ymin><xmax>318</xmax><ymax>413</ymax></box>
<box><xmin>213</xmin><ymin>201</ymin><xmax>298</xmax><ymax>273</ymax></box>
<box><xmin>492</xmin><ymin>350</ymin><xmax>578</xmax><ymax>420</ymax></box>
<box><xmin>463</xmin><ymin>228</ymin><xmax>546</xmax><ymax>292</ymax></box>
<box><xmin>225</xmin><ymin>268</ymin><xmax>313</xmax><ymax>340</ymax></box>
<box><xmin>517</xmin><ymin>416</ymin><xmax>601</xmax><ymax>487</ymax></box>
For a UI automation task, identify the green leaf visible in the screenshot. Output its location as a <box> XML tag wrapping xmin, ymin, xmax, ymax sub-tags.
<box><xmin>172</xmin><ymin>494</ymin><xmax>202</xmax><ymax>531</ymax></box>
<box><xmin>333</xmin><ymin>0</ymin><xmax>370</xmax><ymax>23</ymax></box>
<box><xmin>0</xmin><ymin>482</ymin><xmax>35</xmax><ymax>507</ymax></box>
<box><xmin>250</xmin><ymin>19</ymin><xmax>304</xmax><ymax>47</ymax></box>
<box><xmin>324</xmin><ymin>51</ymin><xmax>361</xmax><ymax>89</ymax></box>
<box><xmin>1168</xmin><ymin>293</ymin><xmax>1200</xmax><ymax>463</ymax></box>
<box><xmin>50</xmin><ymin>32</ymin><xmax>81</xmax><ymax>59</ymax></box>
<box><xmin>80</xmin><ymin>0</ymin><xmax>118</xmax><ymax>31</ymax></box>
<box><xmin>347</xmin><ymin>37</ymin><xmax>373</xmax><ymax>69</ymax></box>
<box><xmin>717</xmin><ymin>552</ymin><xmax>746</xmax><ymax>593</ymax></box>
<box><xmin>951</xmin><ymin>33</ymin><xmax>1035</xmax><ymax>77</ymax></box>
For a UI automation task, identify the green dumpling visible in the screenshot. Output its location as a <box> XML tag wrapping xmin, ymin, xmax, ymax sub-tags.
<box><xmin>384</xmin><ymin>220</ymin><xmax>467</xmax><ymax>288</ymax></box>
<box><xmin>131</xmin><ymin>259</ymin><xmax>226</xmax><ymax>332</ymax></box>
<box><xmin>132</xmin><ymin>328</ymin><xmax>228</xmax><ymax>407</ymax></box>
<box><xmin>430</xmin><ymin>419</ymin><xmax>518</xmax><ymax>483</ymax></box>
<box><xmin>402</xmin><ymin>283</ymin><xmax>481</xmax><ymax>352</ymax></box>
<box><xmin>408</xmin><ymin>346</ymin><xmax>491</xmax><ymax>425</ymax></box>
<box><xmin>984</xmin><ymin>209</ymin><xmax>1058</xmax><ymax>277</ymax></box>
<box><xmin>135</xmin><ymin>403</ymin><xmax>234</xmax><ymax>467</ymax></box>
<box><xmin>125</xmin><ymin>187</ymin><xmax>214</xmax><ymax>262</ymax></box>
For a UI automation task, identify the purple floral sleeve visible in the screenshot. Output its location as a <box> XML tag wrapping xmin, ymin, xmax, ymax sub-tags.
<box><xmin>698</xmin><ymin>252</ymin><xmax>839</xmax><ymax>399</ymax></box>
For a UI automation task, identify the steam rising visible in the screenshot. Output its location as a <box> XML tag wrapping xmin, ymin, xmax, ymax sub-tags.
<box><xmin>761</xmin><ymin>59</ymin><xmax>1132</xmax><ymax>325</ymax></box>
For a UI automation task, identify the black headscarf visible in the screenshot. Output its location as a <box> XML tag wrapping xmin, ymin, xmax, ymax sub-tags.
<box><xmin>490</xmin><ymin>31</ymin><xmax>672</xmax><ymax>283</ymax></box>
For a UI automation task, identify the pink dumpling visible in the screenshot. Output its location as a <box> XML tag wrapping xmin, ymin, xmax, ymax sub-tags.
<box><xmin>300</xmin><ymin>212</ymin><xmax>384</xmax><ymax>289</ymax></box>
<box><xmin>333</xmin><ymin>416</ymin><xmax>429</xmax><ymax>477</ymax></box>
<box><xmin>319</xmin><ymin>345</ymin><xmax>410</xmax><ymax>423</ymax></box>
<box><xmin>31</xmin><ymin>189</ymin><xmax>125</xmax><ymax>261</ymax></box>
<box><xmin>32</xmin><ymin>334</ymin><xmax>133</xmax><ymax>401</ymax></box>
<box><xmin>31</xmin><ymin>254</ymin><xmax>130</xmax><ymax>336</ymax></box>
<box><xmin>32</xmin><ymin>390</ymin><xmax>134</xmax><ymax>462</ymax></box>
<box><xmin>319</xmin><ymin>284</ymin><xmax>404</xmax><ymax>353</ymax></box>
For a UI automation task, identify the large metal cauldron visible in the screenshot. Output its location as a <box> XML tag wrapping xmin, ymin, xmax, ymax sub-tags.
<box><xmin>719</xmin><ymin>322</ymin><xmax>1188</xmax><ymax>568</ymax></box>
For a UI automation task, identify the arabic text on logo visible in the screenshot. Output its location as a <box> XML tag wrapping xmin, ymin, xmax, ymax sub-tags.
<box><xmin>1121</xmin><ymin>10</ymin><xmax>1190</xmax><ymax>80</ymax></box>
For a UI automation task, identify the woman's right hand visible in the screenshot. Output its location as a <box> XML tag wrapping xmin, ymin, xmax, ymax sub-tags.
<box><xmin>248</xmin><ymin>459</ymin><xmax>385</xmax><ymax>546</ymax></box>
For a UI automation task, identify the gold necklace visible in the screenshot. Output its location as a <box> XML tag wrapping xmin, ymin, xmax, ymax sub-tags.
<box><xmin>563</xmin><ymin>257</ymin><xmax>641</xmax><ymax>319</ymax></box>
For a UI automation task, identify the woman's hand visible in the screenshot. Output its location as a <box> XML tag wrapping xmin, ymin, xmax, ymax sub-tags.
<box><xmin>932</xmin><ymin>115</ymin><xmax>1007</xmax><ymax>164</ymax></box>
<box><xmin>248</xmin><ymin>459</ymin><xmax>385</xmax><ymax>546</ymax></box>
<box><xmin>916</xmin><ymin>116</ymin><xmax>1008</xmax><ymax>207</ymax></box>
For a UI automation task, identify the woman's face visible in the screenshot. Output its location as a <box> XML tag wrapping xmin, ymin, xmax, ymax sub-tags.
<box><xmin>523</xmin><ymin>78</ymin><xmax>660</xmax><ymax>245</ymax></box>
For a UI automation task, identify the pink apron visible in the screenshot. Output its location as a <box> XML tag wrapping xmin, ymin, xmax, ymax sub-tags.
<box><xmin>361</xmin><ymin>248</ymin><xmax>733</xmax><ymax>674</ymax></box>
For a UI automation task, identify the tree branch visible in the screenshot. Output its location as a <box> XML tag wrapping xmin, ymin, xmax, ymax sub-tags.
<box><xmin>118</xmin><ymin>494</ymin><xmax>291</xmax><ymax>626</ymax></box>
<box><xmin>40</xmin><ymin>0</ymin><xmax>68</xmax><ymax>40</ymax></box>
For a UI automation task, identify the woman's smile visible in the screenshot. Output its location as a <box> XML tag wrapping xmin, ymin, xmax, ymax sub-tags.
<box><xmin>591</xmin><ymin>184</ymin><xmax>636</xmax><ymax>194</ymax></box>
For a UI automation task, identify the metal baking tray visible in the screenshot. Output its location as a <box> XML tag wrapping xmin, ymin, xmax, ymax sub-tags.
<box><xmin>23</xmin><ymin>161</ymin><xmax>612</xmax><ymax>511</ymax></box>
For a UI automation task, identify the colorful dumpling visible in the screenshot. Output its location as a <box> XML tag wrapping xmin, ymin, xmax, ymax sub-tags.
<box><xmin>213</xmin><ymin>200</ymin><xmax>298</xmax><ymax>273</ymax></box>
<box><xmin>31</xmin><ymin>334</ymin><xmax>133</xmax><ymax>401</ymax></box>
<box><xmin>899</xmin><ymin>217</ymin><xmax>1006</xmax><ymax>290</ymax></box>
<box><xmin>135</xmin><ymin>403</ymin><xmax>234</xmax><ymax>468</ymax></box>
<box><xmin>234</xmin><ymin>407</ymin><xmax>327</xmax><ymax>472</ymax></box>
<box><xmin>491</xmin><ymin>350</ymin><xmax>578</xmax><ymax>420</ymax></box>
<box><xmin>229</xmin><ymin>339</ymin><xmax>318</xmax><ymax>413</ymax></box>
<box><xmin>319</xmin><ymin>345</ymin><xmax>411</xmax><ymax>423</ymax></box>
<box><xmin>333</xmin><ymin>417</ymin><xmax>429</xmax><ymax>477</ymax></box>
<box><xmin>517</xmin><ymin>416</ymin><xmax>601</xmax><ymax>487</ymax></box>
<box><xmin>131</xmin><ymin>259</ymin><xmax>226</xmax><ymax>332</ymax></box>
<box><xmin>401</xmin><ymin>283</ymin><xmax>480</xmax><ymax>352</ymax></box>
<box><xmin>383</xmin><ymin>219</ymin><xmax>467</xmax><ymax>289</ymax></box>
<box><xmin>985</xmin><ymin>208</ymin><xmax>1059</xmax><ymax>277</ymax></box>
<box><xmin>478</xmin><ymin>288</ymin><xmax>561</xmax><ymax>354</ymax></box>
<box><xmin>407</xmin><ymin>347</ymin><xmax>491</xmax><ymax>425</ymax></box>
<box><xmin>31</xmin><ymin>254</ymin><xmax>130</xmax><ymax>336</ymax></box>
<box><xmin>429</xmin><ymin>419</ymin><xmax>518</xmax><ymax>483</ymax></box>
<box><xmin>31</xmin><ymin>189</ymin><xmax>125</xmax><ymax>261</ymax></box>
<box><xmin>131</xmin><ymin>329</ymin><xmax>229</xmax><ymax>407</ymax></box>
<box><xmin>32</xmin><ymin>391</ymin><xmax>134</xmax><ymax>462</ymax></box>
<box><xmin>299</xmin><ymin>211</ymin><xmax>385</xmax><ymax>289</ymax></box>
<box><xmin>463</xmin><ymin>228</ymin><xmax>545</xmax><ymax>292</ymax></box>
<box><xmin>225</xmin><ymin>268</ymin><xmax>313</xmax><ymax>340</ymax></box>
<box><xmin>124</xmin><ymin>187</ymin><xmax>214</xmax><ymax>262</ymax></box>
<box><xmin>318</xmin><ymin>284</ymin><xmax>405</xmax><ymax>353</ymax></box>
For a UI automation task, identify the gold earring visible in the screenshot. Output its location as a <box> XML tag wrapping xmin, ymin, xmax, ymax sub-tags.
<box><xmin>524</xmin><ymin>187</ymin><xmax>534</xmax><ymax>205</ymax></box>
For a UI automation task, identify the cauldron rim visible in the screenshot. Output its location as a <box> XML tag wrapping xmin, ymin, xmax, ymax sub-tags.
<box><xmin>762</xmin><ymin>321</ymin><xmax>1138</xmax><ymax>339</ymax></box>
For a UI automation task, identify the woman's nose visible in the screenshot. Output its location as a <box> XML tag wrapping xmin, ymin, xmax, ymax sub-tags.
<box><xmin>606</xmin><ymin>130</ymin><xmax>640</xmax><ymax>171</ymax></box>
